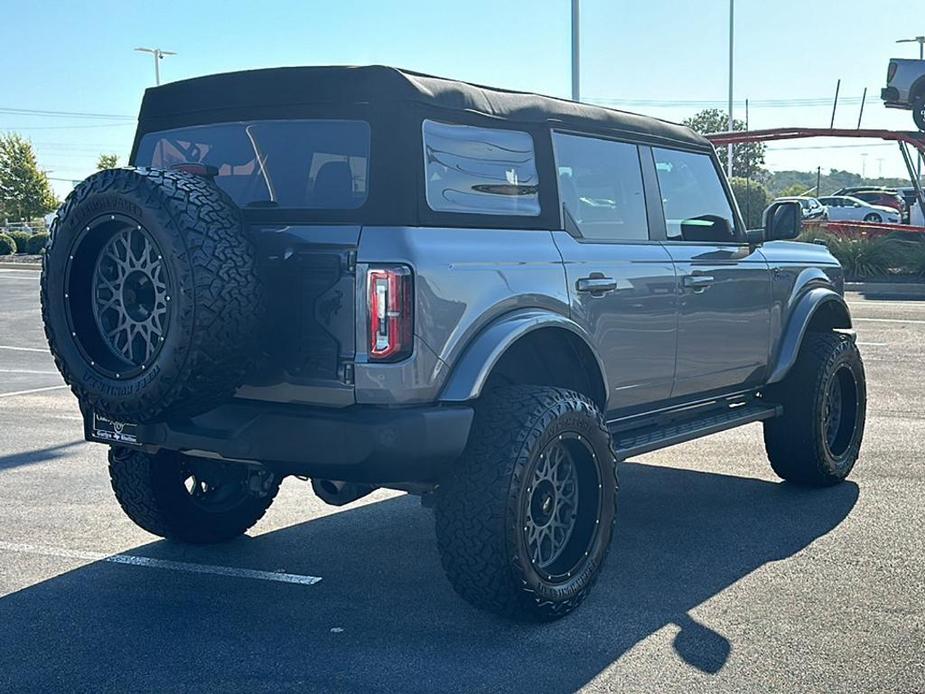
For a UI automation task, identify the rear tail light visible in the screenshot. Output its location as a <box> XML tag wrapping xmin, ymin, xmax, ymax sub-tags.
<box><xmin>367</xmin><ymin>266</ymin><xmax>413</xmax><ymax>361</ymax></box>
<box><xmin>887</xmin><ymin>62</ymin><xmax>898</xmax><ymax>83</ymax></box>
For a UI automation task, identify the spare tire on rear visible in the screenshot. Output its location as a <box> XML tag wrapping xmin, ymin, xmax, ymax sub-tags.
<box><xmin>41</xmin><ymin>167</ymin><xmax>263</xmax><ymax>423</ymax></box>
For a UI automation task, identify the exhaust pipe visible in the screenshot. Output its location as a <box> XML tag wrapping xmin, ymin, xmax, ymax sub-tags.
<box><xmin>311</xmin><ymin>479</ymin><xmax>377</xmax><ymax>507</ymax></box>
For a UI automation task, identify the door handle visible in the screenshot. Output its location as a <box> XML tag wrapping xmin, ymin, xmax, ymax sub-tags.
<box><xmin>682</xmin><ymin>274</ymin><xmax>715</xmax><ymax>291</ymax></box>
<box><xmin>576</xmin><ymin>274</ymin><xmax>618</xmax><ymax>295</ymax></box>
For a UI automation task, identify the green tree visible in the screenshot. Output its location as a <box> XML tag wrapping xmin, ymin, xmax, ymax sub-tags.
<box><xmin>0</xmin><ymin>133</ymin><xmax>58</xmax><ymax>220</ymax></box>
<box><xmin>96</xmin><ymin>153</ymin><xmax>119</xmax><ymax>170</ymax></box>
<box><xmin>683</xmin><ymin>108</ymin><xmax>766</xmax><ymax>177</ymax></box>
<box><xmin>729</xmin><ymin>176</ymin><xmax>770</xmax><ymax>229</ymax></box>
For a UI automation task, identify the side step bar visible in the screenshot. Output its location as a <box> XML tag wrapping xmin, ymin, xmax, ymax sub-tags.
<box><xmin>611</xmin><ymin>402</ymin><xmax>782</xmax><ymax>460</ymax></box>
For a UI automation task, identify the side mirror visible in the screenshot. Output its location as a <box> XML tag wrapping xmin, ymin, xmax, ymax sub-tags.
<box><xmin>763</xmin><ymin>201</ymin><xmax>801</xmax><ymax>241</ymax></box>
<box><xmin>745</xmin><ymin>228</ymin><xmax>765</xmax><ymax>247</ymax></box>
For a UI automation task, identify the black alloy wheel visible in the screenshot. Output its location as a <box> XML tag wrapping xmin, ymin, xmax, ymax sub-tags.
<box><xmin>84</xmin><ymin>217</ymin><xmax>171</xmax><ymax>377</ymax></box>
<box><xmin>521</xmin><ymin>433</ymin><xmax>602</xmax><ymax>583</ymax></box>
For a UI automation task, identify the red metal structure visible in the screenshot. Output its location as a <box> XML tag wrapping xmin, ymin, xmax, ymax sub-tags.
<box><xmin>705</xmin><ymin>127</ymin><xmax>925</xmax><ymax>234</ymax></box>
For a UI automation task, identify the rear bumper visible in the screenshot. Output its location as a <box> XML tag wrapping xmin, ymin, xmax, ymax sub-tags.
<box><xmin>881</xmin><ymin>87</ymin><xmax>903</xmax><ymax>106</ymax></box>
<box><xmin>84</xmin><ymin>400</ymin><xmax>474</xmax><ymax>483</ymax></box>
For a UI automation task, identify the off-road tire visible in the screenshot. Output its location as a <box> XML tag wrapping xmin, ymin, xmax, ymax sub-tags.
<box><xmin>109</xmin><ymin>447</ymin><xmax>280</xmax><ymax>543</ymax></box>
<box><xmin>42</xmin><ymin>167</ymin><xmax>263</xmax><ymax>423</ymax></box>
<box><xmin>913</xmin><ymin>95</ymin><xmax>925</xmax><ymax>132</ymax></box>
<box><xmin>435</xmin><ymin>386</ymin><xmax>618</xmax><ymax>621</ymax></box>
<box><xmin>763</xmin><ymin>332</ymin><xmax>866</xmax><ymax>486</ymax></box>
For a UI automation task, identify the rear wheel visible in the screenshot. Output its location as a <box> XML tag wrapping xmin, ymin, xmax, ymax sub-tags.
<box><xmin>913</xmin><ymin>95</ymin><xmax>925</xmax><ymax>131</ymax></box>
<box><xmin>763</xmin><ymin>332</ymin><xmax>866</xmax><ymax>486</ymax></box>
<box><xmin>109</xmin><ymin>447</ymin><xmax>280</xmax><ymax>543</ymax></box>
<box><xmin>435</xmin><ymin>386</ymin><xmax>618</xmax><ymax>621</ymax></box>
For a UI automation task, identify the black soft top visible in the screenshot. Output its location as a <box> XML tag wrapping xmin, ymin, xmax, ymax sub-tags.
<box><xmin>135</xmin><ymin>65</ymin><xmax>708</xmax><ymax>150</ymax></box>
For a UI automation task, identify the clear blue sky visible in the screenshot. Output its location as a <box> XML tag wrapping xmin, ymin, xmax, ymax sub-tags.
<box><xmin>2</xmin><ymin>0</ymin><xmax>921</xmax><ymax>199</ymax></box>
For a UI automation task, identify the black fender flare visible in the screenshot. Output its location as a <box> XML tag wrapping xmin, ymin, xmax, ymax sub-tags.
<box><xmin>766</xmin><ymin>287</ymin><xmax>853</xmax><ymax>384</ymax></box>
<box><xmin>438</xmin><ymin>308</ymin><xmax>607</xmax><ymax>404</ymax></box>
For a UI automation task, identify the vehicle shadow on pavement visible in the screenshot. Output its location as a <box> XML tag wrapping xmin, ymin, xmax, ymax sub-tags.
<box><xmin>0</xmin><ymin>462</ymin><xmax>858</xmax><ymax>693</ymax></box>
<box><xmin>0</xmin><ymin>441</ymin><xmax>85</xmax><ymax>471</ymax></box>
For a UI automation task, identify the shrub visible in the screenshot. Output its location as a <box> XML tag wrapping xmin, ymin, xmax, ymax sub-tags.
<box><xmin>824</xmin><ymin>236</ymin><xmax>907</xmax><ymax>280</ymax></box>
<box><xmin>6</xmin><ymin>231</ymin><xmax>31</xmax><ymax>254</ymax></box>
<box><xmin>905</xmin><ymin>241</ymin><xmax>925</xmax><ymax>277</ymax></box>
<box><xmin>26</xmin><ymin>232</ymin><xmax>49</xmax><ymax>255</ymax></box>
<box><xmin>0</xmin><ymin>233</ymin><xmax>15</xmax><ymax>255</ymax></box>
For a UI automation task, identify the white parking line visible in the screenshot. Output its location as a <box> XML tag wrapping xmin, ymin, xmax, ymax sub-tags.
<box><xmin>0</xmin><ymin>385</ymin><xmax>68</xmax><ymax>398</ymax></box>
<box><xmin>854</xmin><ymin>317</ymin><xmax>925</xmax><ymax>325</ymax></box>
<box><xmin>0</xmin><ymin>345</ymin><xmax>48</xmax><ymax>353</ymax></box>
<box><xmin>0</xmin><ymin>541</ymin><xmax>323</xmax><ymax>586</ymax></box>
<box><xmin>0</xmin><ymin>369</ymin><xmax>59</xmax><ymax>375</ymax></box>
<box><xmin>0</xmin><ymin>269</ymin><xmax>40</xmax><ymax>277</ymax></box>
<box><xmin>847</xmin><ymin>301</ymin><xmax>925</xmax><ymax>308</ymax></box>
<box><xmin>857</xmin><ymin>342</ymin><xmax>888</xmax><ymax>347</ymax></box>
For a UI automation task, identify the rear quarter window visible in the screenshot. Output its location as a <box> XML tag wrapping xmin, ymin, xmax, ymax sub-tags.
<box><xmin>422</xmin><ymin>120</ymin><xmax>540</xmax><ymax>216</ymax></box>
<box><xmin>135</xmin><ymin>120</ymin><xmax>370</xmax><ymax>209</ymax></box>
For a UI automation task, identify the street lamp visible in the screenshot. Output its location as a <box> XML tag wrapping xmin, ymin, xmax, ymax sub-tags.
<box><xmin>727</xmin><ymin>0</ymin><xmax>734</xmax><ymax>179</ymax></box>
<box><xmin>134</xmin><ymin>47</ymin><xmax>177</xmax><ymax>86</ymax></box>
<box><xmin>896</xmin><ymin>36</ymin><xmax>925</xmax><ymax>60</ymax></box>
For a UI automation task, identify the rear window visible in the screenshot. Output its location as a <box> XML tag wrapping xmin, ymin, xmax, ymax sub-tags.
<box><xmin>422</xmin><ymin>119</ymin><xmax>540</xmax><ymax>216</ymax></box>
<box><xmin>135</xmin><ymin>120</ymin><xmax>370</xmax><ymax>209</ymax></box>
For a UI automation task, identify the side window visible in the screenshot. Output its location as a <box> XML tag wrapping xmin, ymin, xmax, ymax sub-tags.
<box><xmin>552</xmin><ymin>132</ymin><xmax>649</xmax><ymax>241</ymax></box>
<box><xmin>422</xmin><ymin>120</ymin><xmax>540</xmax><ymax>216</ymax></box>
<box><xmin>652</xmin><ymin>148</ymin><xmax>738</xmax><ymax>242</ymax></box>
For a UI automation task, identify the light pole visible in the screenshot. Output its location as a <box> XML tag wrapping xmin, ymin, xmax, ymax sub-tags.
<box><xmin>727</xmin><ymin>0</ymin><xmax>734</xmax><ymax>179</ymax></box>
<box><xmin>571</xmin><ymin>0</ymin><xmax>580</xmax><ymax>102</ymax></box>
<box><xmin>896</xmin><ymin>35</ymin><xmax>925</xmax><ymax>60</ymax></box>
<box><xmin>134</xmin><ymin>47</ymin><xmax>177</xmax><ymax>86</ymax></box>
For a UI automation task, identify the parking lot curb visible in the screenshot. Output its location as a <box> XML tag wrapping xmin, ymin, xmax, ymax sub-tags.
<box><xmin>846</xmin><ymin>281</ymin><xmax>925</xmax><ymax>297</ymax></box>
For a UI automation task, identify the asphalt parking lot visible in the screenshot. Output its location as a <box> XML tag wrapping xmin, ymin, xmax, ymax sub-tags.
<box><xmin>0</xmin><ymin>265</ymin><xmax>922</xmax><ymax>693</ymax></box>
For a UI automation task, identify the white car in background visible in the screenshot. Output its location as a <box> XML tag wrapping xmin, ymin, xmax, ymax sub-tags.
<box><xmin>817</xmin><ymin>195</ymin><xmax>902</xmax><ymax>224</ymax></box>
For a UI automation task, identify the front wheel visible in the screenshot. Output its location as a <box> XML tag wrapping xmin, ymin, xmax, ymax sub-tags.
<box><xmin>763</xmin><ymin>332</ymin><xmax>866</xmax><ymax>486</ymax></box>
<box><xmin>863</xmin><ymin>212</ymin><xmax>882</xmax><ymax>223</ymax></box>
<box><xmin>109</xmin><ymin>447</ymin><xmax>280</xmax><ymax>543</ymax></box>
<box><xmin>435</xmin><ymin>386</ymin><xmax>618</xmax><ymax>621</ymax></box>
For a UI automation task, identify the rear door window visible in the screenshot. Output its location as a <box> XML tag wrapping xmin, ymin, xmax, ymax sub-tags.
<box><xmin>422</xmin><ymin>120</ymin><xmax>540</xmax><ymax>216</ymax></box>
<box><xmin>652</xmin><ymin>148</ymin><xmax>738</xmax><ymax>242</ymax></box>
<box><xmin>552</xmin><ymin>132</ymin><xmax>649</xmax><ymax>241</ymax></box>
<box><xmin>135</xmin><ymin>120</ymin><xmax>370</xmax><ymax>209</ymax></box>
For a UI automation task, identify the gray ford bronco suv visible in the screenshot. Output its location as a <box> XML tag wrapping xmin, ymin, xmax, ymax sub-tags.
<box><xmin>41</xmin><ymin>66</ymin><xmax>866</xmax><ymax>621</ymax></box>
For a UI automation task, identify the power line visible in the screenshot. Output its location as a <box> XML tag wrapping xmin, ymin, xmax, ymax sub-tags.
<box><xmin>0</xmin><ymin>107</ymin><xmax>134</xmax><ymax>120</ymax></box>
<box><xmin>0</xmin><ymin>122</ymin><xmax>135</xmax><ymax>131</ymax></box>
